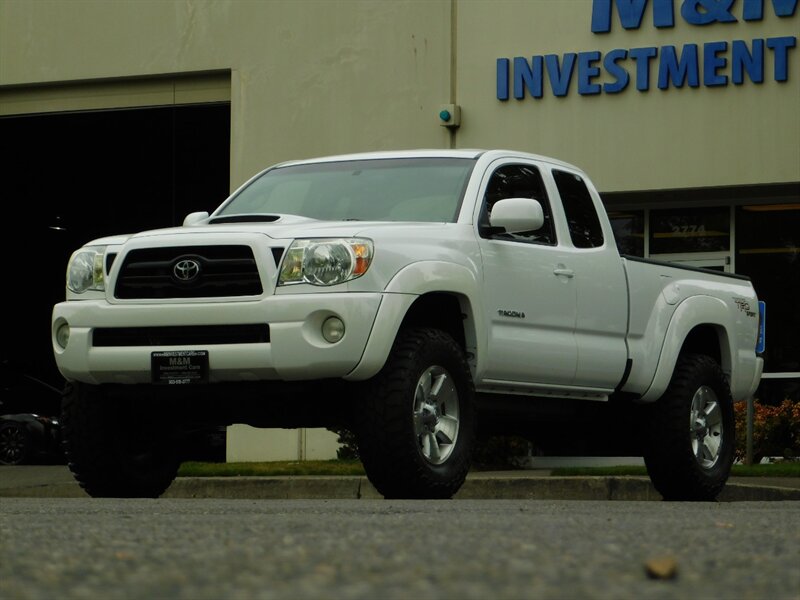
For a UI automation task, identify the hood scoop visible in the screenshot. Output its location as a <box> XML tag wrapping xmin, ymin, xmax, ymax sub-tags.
<box><xmin>208</xmin><ymin>214</ymin><xmax>282</xmax><ymax>224</ymax></box>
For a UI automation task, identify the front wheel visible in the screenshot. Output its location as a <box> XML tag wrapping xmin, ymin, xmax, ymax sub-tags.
<box><xmin>355</xmin><ymin>328</ymin><xmax>476</xmax><ymax>499</ymax></box>
<box><xmin>643</xmin><ymin>354</ymin><xmax>735</xmax><ymax>501</ymax></box>
<box><xmin>61</xmin><ymin>383</ymin><xmax>181</xmax><ymax>498</ymax></box>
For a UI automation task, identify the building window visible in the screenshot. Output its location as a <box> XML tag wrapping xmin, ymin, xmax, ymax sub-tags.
<box><xmin>649</xmin><ymin>206</ymin><xmax>730</xmax><ymax>254</ymax></box>
<box><xmin>736</xmin><ymin>204</ymin><xmax>800</xmax><ymax>399</ymax></box>
<box><xmin>608</xmin><ymin>210</ymin><xmax>644</xmax><ymax>256</ymax></box>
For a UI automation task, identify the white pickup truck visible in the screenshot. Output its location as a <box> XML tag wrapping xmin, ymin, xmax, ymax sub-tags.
<box><xmin>52</xmin><ymin>149</ymin><xmax>763</xmax><ymax>500</ymax></box>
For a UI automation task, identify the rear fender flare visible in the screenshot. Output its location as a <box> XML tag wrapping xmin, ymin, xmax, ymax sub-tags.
<box><xmin>640</xmin><ymin>295</ymin><xmax>734</xmax><ymax>402</ymax></box>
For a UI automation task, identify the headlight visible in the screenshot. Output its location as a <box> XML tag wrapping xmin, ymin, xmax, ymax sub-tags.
<box><xmin>66</xmin><ymin>246</ymin><xmax>107</xmax><ymax>293</ymax></box>
<box><xmin>278</xmin><ymin>238</ymin><xmax>373</xmax><ymax>286</ymax></box>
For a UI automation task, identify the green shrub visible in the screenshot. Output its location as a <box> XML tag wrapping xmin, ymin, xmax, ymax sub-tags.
<box><xmin>734</xmin><ymin>399</ymin><xmax>800</xmax><ymax>462</ymax></box>
<box><xmin>471</xmin><ymin>435</ymin><xmax>532</xmax><ymax>468</ymax></box>
<box><xmin>328</xmin><ymin>427</ymin><xmax>360</xmax><ymax>460</ymax></box>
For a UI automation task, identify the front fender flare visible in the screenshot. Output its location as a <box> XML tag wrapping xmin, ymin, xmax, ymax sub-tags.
<box><xmin>344</xmin><ymin>261</ymin><xmax>484</xmax><ymax>381</ymax></box>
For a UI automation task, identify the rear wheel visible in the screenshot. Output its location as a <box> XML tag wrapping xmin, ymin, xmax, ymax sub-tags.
<box><xmin>355</xmin><ymin>328</ymin><xmax>476</xmax><ymax>499</ymax></box>
<box><xmin>61</xmin><ymin>383</ymin><xmax>180</xmax><ymax>498</ymax></box>
<box><xmin>643</xmin><ymin>354</ymin><xmax>735</xmax><ymax>501</ymax></box>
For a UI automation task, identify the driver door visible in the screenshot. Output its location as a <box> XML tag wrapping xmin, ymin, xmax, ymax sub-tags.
<box><xmin>477</xmin><ymin>161</ymin><xmax>578</xmax><ymax>386</ymax></box>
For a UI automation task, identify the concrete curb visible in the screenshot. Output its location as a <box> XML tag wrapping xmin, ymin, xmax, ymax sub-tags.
<box><xmin>2</xmin><ymin>475</ymin><xmax>799</xmax><ymax>501</ymax></box>
<box><xmin>0</xmin><ymin>483</ymin><xmax>88</xmax><ymax>499</ymax></box>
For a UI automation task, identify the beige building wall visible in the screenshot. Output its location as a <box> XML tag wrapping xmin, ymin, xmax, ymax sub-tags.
<box><xmin>226</xmin><ymin>426</ymin><xmax>341</xmax><ymax>462</ymax></box>
<box><xmin>1</xmin><ymin>0</ymin><xmax>796</xmax><ymax>193</ymax></box>
<box><xmin>0</xmin><ymin>0</ymin><xmax>453</xmax><ymax>190</ymax></box>
<box><xmin>455</xmin><ymin>0</ymin><xmax>799</xmax><ymax>192</ymax></box>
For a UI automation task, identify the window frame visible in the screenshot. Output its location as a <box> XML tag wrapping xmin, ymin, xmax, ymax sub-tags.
<box><xmin>476</xmin><ymin>161</ymin><xmax>559</xmax><ymax>246</ymax></box>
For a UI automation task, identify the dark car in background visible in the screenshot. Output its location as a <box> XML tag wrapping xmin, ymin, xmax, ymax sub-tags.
<box><xmin>0</xmin><ymin>413</ymin><xmax>62</xmax><ymax>465</ymax></box>
<box><xmin>0</xmin><ymin>360</ymin><xmax>64</xmax><ymax>465</ymax></box>
<box><xmin>0</xmin><ymin>412</ymin><xmax>224</xmax><ymax>465</ymax></box>
<box><xmin>0</xmin><ymin>360</ymin><xmax>62</xmax><ymax>417</ymax></box>
<box><xmin>0</xmin><ymin>361</ymin><xmax>225</xmax><ymax>465</ymax></box>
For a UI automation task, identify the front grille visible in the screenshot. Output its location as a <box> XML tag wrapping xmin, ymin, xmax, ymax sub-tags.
<box><xmin>92</xmin><ymin>324</ymin><xmax>270</xmax><ymax>347</ymax></box>
<box><xmin>106</xmin><ymin>253</ymin><xmax>117</xmax><ymax>273</ymax></box>
<box><xmin>114</xmin><ymin>245</ymin><xmax>262</xmax><ymax>299</ymax></box>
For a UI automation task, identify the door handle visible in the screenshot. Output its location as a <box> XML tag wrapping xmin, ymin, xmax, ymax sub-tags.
<box><xmin>553</xmin><ymin>267</ymin><xmax>574</xmax><ymax>278</ymax></box>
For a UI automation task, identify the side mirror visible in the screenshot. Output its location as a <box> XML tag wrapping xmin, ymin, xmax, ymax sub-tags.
<box><xmin>183</xmin><ymin>211</ymin><xmax>209</xmax><ymax>227</ymax></box>
<box><xmin>489</xmin><ymin>198</ymin><xmax>544</xmax><ymax>233</ymax></box>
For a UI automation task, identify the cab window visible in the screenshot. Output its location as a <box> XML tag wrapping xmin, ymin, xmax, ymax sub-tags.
<box><xmin>553</xmin><ymin>169</ymin><xmax>604</xmax><ymax>248</ymax></box>
<box><xmin>479</xmin><ymin>164</ymin><xmax>556</xmax><ymax>245</ymax></box>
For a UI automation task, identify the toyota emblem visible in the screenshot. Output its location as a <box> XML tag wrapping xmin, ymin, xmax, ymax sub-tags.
<box><xmin>173</xmin><ymin>259</ymin><xmax>201</xmax><ymax>282</ymax></box>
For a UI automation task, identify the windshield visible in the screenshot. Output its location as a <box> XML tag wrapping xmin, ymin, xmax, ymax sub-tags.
<box><xmin>217</xmin><ymin>158</ymin><xmax>476</xmax><ymax>222</ymax></box>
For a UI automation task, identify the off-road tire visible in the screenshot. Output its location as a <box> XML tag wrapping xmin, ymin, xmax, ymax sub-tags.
<box><xmin>643</xmin><ymin>353</ymin><xmax>735</xmax><ymax>501</ymax></box>
<box><xmin>354</xmin><ymin>327</ymin><xmax>476</xmax><ymax>499</ymax></box>
<box><xmin>61</xmin><ymin>382</ymin><xmax>180</xmax><ymax>498</ymax></box>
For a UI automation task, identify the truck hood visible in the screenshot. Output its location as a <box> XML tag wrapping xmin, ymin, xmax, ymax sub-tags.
<box><xmin>83</xmin><ymin>214</ymin><xmax>450</xmax><ymax>247</ymax></box>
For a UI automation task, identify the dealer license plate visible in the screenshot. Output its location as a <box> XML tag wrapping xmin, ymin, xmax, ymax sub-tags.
<box><xmin>151</xmin><ymin>350</ymin><xmax>209</xmax><ymax>385</ymax></box>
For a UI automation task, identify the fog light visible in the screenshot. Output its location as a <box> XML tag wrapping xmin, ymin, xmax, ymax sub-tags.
<box><xmin>321</xmin><ymin>317</ymin><xmax>345</xmax><ymax>343</ymax></box>
<box><xmin>56</xmin><ymin>323</ymin><xmax>70</xmax><ymax>349</ymax></box>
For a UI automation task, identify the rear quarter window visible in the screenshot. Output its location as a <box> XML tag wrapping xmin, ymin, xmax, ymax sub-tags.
<box><xmin>553</xmin><ymin>169</ymin><xmax>604</xmax><ymax>249</ymax></box>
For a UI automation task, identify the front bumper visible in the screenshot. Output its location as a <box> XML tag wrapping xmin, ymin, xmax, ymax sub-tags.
<box><xmin>52</xmin><ymin>293</ymin><xmax>382</xmax><ymax>385</ymax></box>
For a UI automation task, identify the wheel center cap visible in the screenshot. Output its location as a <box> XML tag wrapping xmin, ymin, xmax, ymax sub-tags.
<box><xmin>421</xmin><ymin>404</ymin><xmax>439</xmax><ymax>430</ymax></box>
<box><xmin>694</xmin><ymin>416</ymin><xmax>708</xmax><ymax>438</ymax></box>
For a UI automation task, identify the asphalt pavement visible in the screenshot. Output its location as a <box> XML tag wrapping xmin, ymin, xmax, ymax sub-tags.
<box><xmin>2</xmin><ymin>497</ymin><xmax>799</xmax><ymax>599</ymax></box>
<box><xmin>1</xmin><ymin>465</ymin><xmax>799</xmax><ymax>501</ymax></box>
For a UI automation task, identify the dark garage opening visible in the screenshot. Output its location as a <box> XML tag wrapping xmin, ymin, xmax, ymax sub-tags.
<box><xmin>0</xmin><ymin>103</ymin><xmax>231</xmax><ymax>416</ymax></box>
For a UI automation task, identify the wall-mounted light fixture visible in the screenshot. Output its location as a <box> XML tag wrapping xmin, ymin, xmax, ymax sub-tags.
<box><xmin>438</xmin><ymin>104</ymin><xmax>461</xmax><ymax>128</ymax></box>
